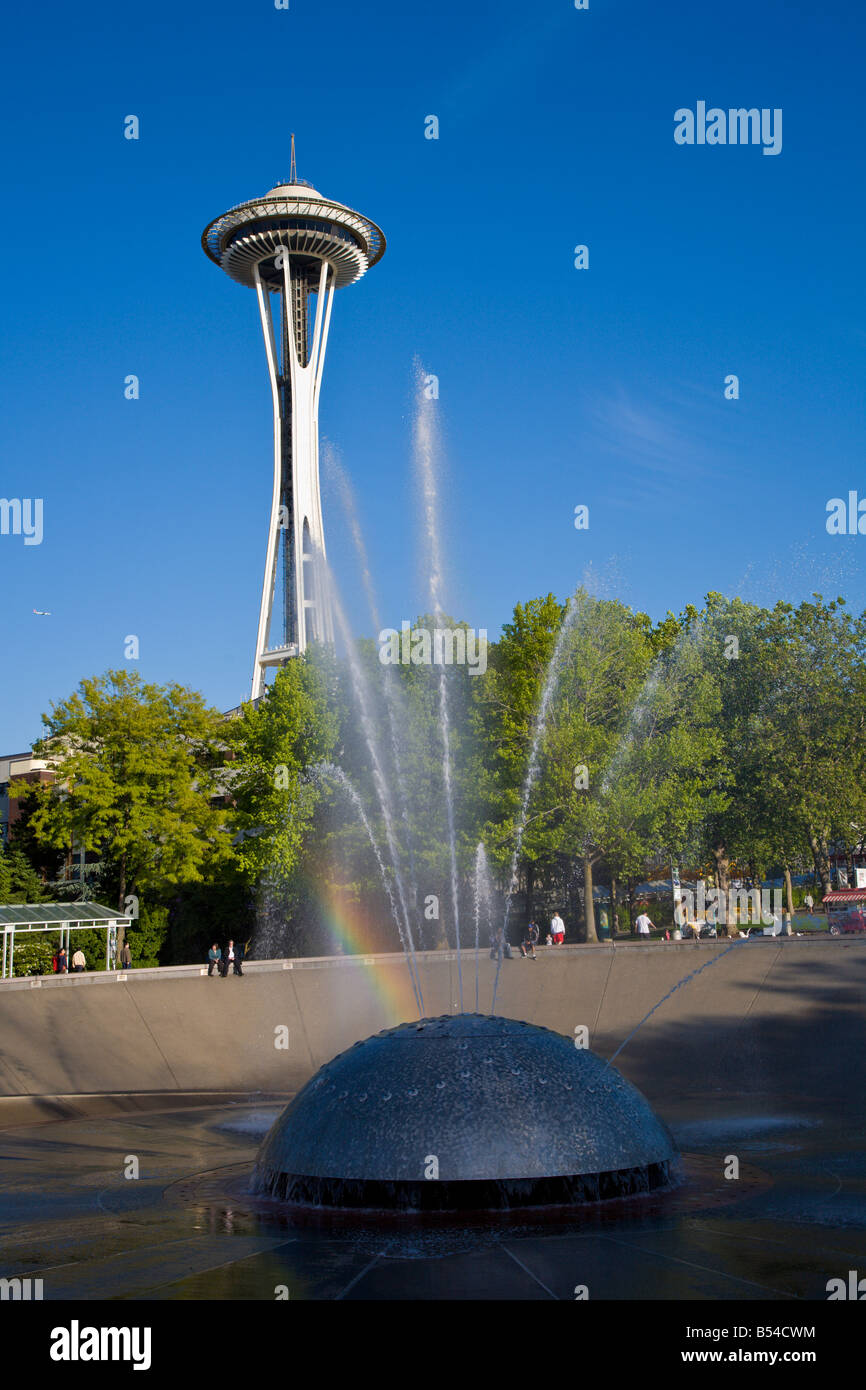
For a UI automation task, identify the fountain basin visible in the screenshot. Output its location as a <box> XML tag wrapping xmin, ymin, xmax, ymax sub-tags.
<box><xmin>252</xmin><ymin>1014</ymin><xmax>677</xmax><ymax>1210</ymax></box>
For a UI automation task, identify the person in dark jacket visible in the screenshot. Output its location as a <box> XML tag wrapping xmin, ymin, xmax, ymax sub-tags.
<box><xmin>119</xmin><ymin>941</ymin><xmax>132</xmax><ymax>969</ymax></box>
<box><xmin>223</xmin><ymin>939</ymin><xmax>244</xmax><ymax>977</ymax></box>
<box><xmin>57</xmin><ymin>947</ymin><xmax>68</xmax><ymax>974</ymax></box>
<box><xmin>520</xmin><ymin>920</ymin><xmax>539</xmax><ymax>959</ymax></box>
<box><xmin>207</xmin><ymin>943</ymin><xmax>221</xmax><ymax>977</ymax></box>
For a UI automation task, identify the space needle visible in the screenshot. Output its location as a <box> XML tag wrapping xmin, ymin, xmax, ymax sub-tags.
<box><xmin>202</xmin><ymin>139</ymin><xmax>386</xmax><ymax>700</ymax></box>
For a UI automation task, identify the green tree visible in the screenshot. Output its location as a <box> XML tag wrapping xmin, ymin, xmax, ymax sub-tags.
<box><xmin>476</xmin><ymin>590</ymin><xmax>726</xmax><ymax>942</ymax></box>
<box><xmin>0</xmin><ymin>841</ymin><xmax>45</xmax><ymax>903</ymax></box>
<box><xmin>228</xmin><ymin>649</ymin><xmax>341</xmax><ymax>887</ymax></box>
<box><xmin>124</xmin><ymin>904</ymin><xmax>170</xmax><ymax>967</ymax></box>
<box><xmin>474</xmin><ymin>594</ymin><xmax>565</xmax><ymax>921</ymax></box>
<box><xmin>535</xmin><ymin>592</ymin><xmax>655</xmax><ymax>940</ymax></box>
<box><xmin>686</xmin><ymin>594</ymin><xmax>772</xmax><ymax>894</ymax></box>
<box><xmin>750</xmin><ymin>595</ymin><xmax>866</xmax><ymax>897</ymax></box>
<box><xmin>20</xmin><ymin>671</ymin><xmax>231</xmax><ymax>939</ymax></box>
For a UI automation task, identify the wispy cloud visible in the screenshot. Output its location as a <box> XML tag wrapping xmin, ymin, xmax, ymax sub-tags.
<box><xmin>588</xmin><ymin>387</ymin><xmax>713</xmax><ymax>483</ymax></box>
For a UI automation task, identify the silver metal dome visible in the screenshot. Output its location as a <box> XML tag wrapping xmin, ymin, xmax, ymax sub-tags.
<box><xmin>252</xmin><ymin>1014</ymin><xmax>677</xmax><ymax>1211</ymax></box>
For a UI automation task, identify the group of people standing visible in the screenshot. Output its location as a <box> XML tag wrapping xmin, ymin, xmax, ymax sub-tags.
<box><xmin>207</xmin><ymin>940</ymin><xmax>245</xmax><ymax>977</ymax></box>
<box><xmin>521</xmin><ymin>911</ymin><xmax>566</xmax><ymax>957</ymax></box>
<box><xmin>51</xmin><ymin>940</ymin><xmax>133</xmax><ymax>973</ymax></box>
<box><xmin>52</xmin><ymin>947</ymin><xmax>85</xmax><ymax>973</ymax></box>
<box><xmin>488</xmin><ymin>911</ymin><xmax>563</xmax><ymax>960</ymax></box>
<box><xmin>488</xmin><ymin>912</ymin><xmax>567</xmax><ymax>960</ymax></box>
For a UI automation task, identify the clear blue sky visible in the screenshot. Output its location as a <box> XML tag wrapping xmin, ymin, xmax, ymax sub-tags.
<box><xmin>1</xmin><ymin>0</ymin><xmax>864</xmax><ymax>749</ymax></box>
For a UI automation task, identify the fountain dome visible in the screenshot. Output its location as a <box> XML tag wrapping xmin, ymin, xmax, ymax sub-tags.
<box><xmin>253</xmin><ymin>1014</ymin><xmax>677</xmax><ymax>1211</ymax></box>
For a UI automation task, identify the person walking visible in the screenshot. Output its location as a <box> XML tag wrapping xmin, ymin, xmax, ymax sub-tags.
<box><xmin>635</xmin><ymin>910</ymin><xmax>654</xmax><ymax>941</ymax></box>
<box><xmin>207</xmin><ymin>943</ymin><xmax>221</xmax><ymax>977</ymax></box>
<box><xmin>71</xmin><ymin>948</ymin><xmax>86</xmax><ymax>973</ymax></box>
<box><xmin>119</xmin><ymin>940</ymin><xmax>132</xmax><ymax>970</ymax></box>
<box><xmin>57</xmin><ymin>947</ymin><xmax>68</xmax><ymax>974</ymax></box>
<box><xmin>804</xmin><ymin>892</ymin><xmax>814</xmax><ymax>914</ymax></box>
<box><xmin>550</xmin><ymin>911</ymin><xmax>565</xmax><ymax>945</ymax></box>
<box><xmin>520</xmin><ymin>920</ymin><xmax>539</xmax><ymax>959</ymax></box>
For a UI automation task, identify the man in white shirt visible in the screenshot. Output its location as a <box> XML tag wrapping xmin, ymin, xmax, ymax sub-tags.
<box><xmin>223</xmin><ymin>939</ymin><xmax>244</xmax><ymax>977</ymax></box>
<box><xmin>635</xmin><ymin>911</ymin><xmax>654</xmax><ymax>940</ymax></box>
<box><xmin>550</xmin><ymin>912</ymin><xmax>565</xmax><ymax>945</ymax></box>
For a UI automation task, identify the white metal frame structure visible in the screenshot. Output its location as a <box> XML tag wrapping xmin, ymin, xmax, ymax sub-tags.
<box><xmin>0</xmin><ymin>903</ymin><xmax>122</xmax><ymax>978</ymax></box>
<box><xmin>202</xmin><ymin>166</ymin><xmax>385</xmax><ymax>700</ymax></box>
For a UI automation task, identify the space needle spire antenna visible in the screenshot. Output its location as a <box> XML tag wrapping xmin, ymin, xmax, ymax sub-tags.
<box><xmin>202</xmin><ymin>150</ymin><xmax>386</xmax><ymax>700</ymax></box>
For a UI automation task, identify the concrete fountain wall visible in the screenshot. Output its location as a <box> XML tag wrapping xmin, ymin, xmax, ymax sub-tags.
<box><xmin>0</xmin><ymin>939</ymin><xmax>864</xmax><ymax>1120</ymax></box>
